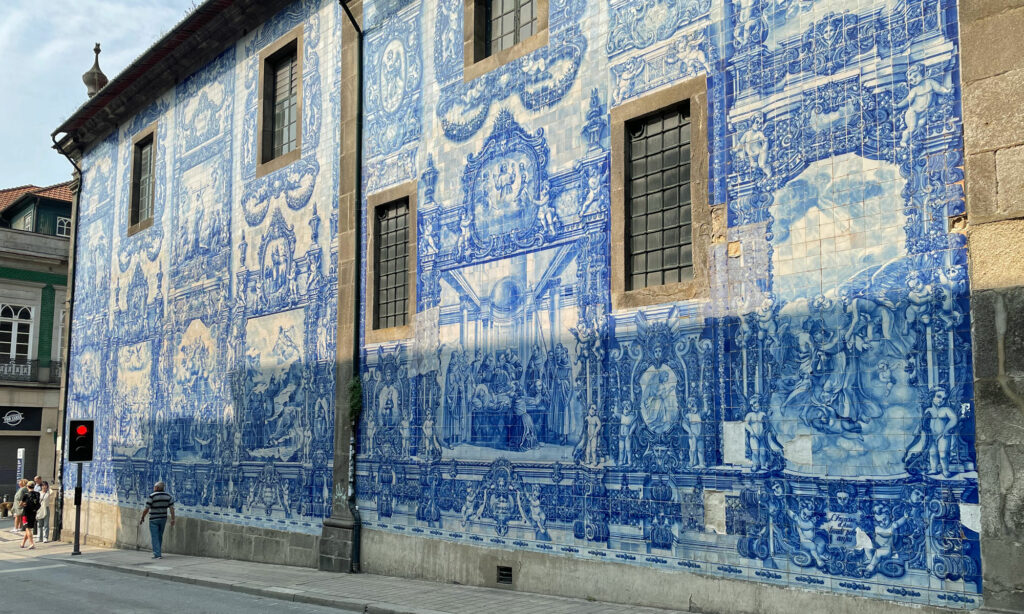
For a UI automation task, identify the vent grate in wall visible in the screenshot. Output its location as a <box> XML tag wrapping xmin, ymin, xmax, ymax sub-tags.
<box><xmin>496</xmin><ymin>565</ymin><xmax>513</xmax><ymax>585</ymax></box>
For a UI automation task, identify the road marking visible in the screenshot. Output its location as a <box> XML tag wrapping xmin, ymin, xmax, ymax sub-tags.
<box><xmin>0</xmin><ymin>564</ymin><xmax>66</xmax><ymax>574</ymax></box>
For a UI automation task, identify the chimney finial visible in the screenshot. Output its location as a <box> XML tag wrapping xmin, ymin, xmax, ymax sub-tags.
<box><xmin>82</xmin><ymin>43</ymin><xmax>109</xmax><ymax>98</ymax></box>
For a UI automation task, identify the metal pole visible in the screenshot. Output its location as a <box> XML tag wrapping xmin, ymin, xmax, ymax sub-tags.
<box><xmin>72</xmin><ymin>462</ymin><xmax>82</xmax><ymax>555</ymax></box>
<box><xmin>50</xmin><ymin>135</ymin><xmax>83</xmax><ymax>544</ymax></box>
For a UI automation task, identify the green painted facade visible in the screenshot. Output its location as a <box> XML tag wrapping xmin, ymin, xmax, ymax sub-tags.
<box><xmin>1</xmin><ymin>196</ymin><xmax>71</xmax><ymax>237</ymax></box>
<box><xmin>0</xmin><ymin>252</ymin><xmax>68</xmax><ymax>370</ymax></box>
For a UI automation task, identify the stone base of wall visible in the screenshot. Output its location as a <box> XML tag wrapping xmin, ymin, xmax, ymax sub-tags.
<box><xmin>318</xmin><ymin>515</ymin><xmax>358</xmax><ymax>572</ymax></box>
<box><xmin>59</xmin><ymin>497</ymin><xmax>319</xmax><ymax>568</ymax></box>
<box><xmin>361</xmin><ymin>528</ymin><xmax>987</xmax><ymax>614</ymax></box>
<box><xmin>972</xmin><ymin>286</ymin><xmax>1024</xmax><ymax>613</ymax></box>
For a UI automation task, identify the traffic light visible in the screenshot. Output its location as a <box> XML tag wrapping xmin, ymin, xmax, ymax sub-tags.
<box><xmin>68</xmin><ymin>419</ymin><xmax>94</xmax><ymax>462</ymax></box>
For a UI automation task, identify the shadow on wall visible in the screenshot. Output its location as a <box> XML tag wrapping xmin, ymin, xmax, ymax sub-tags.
<box><xmin>60</xmin><ymin>354</ymin><xmax>340</xmax><ymax>564</ymax></box>
<box><xmin>354</xmin><ymin>246</ymin><xmax>982</xmax><ymax>592</ymax></box>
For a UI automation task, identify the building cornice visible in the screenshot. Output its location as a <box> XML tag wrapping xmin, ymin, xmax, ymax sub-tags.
<box><xmin>52</xmin><ymin>0</ymin><xmax>297</xmax><ymax>157</ymax></box>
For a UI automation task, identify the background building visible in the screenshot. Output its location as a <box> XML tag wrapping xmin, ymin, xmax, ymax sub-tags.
<box><xmin>0</xmin><ymin>182</ymin><xmax>71</xmax><ymax>499</ymax></box>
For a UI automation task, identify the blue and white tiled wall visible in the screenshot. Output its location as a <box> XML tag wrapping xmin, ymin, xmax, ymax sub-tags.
<box><xmin>66</xmin><ymin>0</ymin><xmax>343</xmax><ymax>536</ymax></box>
<box><xmin>355</xmin><ymin>0</ymin><xmax>980</xmax><ymax>607</ymax></box>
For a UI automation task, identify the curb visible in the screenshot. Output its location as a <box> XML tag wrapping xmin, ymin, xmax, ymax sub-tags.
<box><xmin>59</xmin><ymin>556</ymin><xmax>444</xmax><ymax>614</ymax></box>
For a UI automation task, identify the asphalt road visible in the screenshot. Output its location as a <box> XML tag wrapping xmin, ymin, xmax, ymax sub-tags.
<box><xmin>0</xmin><ymin>527</ymin><xmax>354</xmax><ymax>614</ymax></box>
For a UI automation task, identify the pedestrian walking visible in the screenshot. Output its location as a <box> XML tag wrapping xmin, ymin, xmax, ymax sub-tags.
<box><xmin>11</xmin><ymin>479</ymin><xmax>27</xmax><ymax>533</ymax></box>
<box><xmin>36</xmin><ymin>482</ymin><xmax>52</xmax><ymax>543</ymax></box>
<box><xmin>139</xmin><ymin>481</ymin><xmax>175</xmax><ymax>559</ymax></box>
<box><xmin>20</xmin><ymin>486</ymin><xmax>38</xmax><ymax>550</ymax></box>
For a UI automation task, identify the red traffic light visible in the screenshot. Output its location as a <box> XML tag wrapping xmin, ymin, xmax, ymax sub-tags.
<box><xmin>68</xmin><ymin>419</ymin><xmax>94</xmax><ymax>462</ymax></box>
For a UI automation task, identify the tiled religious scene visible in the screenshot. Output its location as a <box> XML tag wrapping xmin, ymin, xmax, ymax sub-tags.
<box><xmin>355</xmin><ymin>0</ymin><xmax>980</xmax><ymax>607</ymax></box>
<box><xmin>65</xmin><ymin>0</ymin><xmax>342</xmax><ymax>535</ymax></box>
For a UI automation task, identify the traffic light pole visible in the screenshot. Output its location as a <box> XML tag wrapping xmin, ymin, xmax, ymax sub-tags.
<box><xmin>72</xmin><ymin>462</ymin><xmax>82</xmax><ymax>556</ymax></box>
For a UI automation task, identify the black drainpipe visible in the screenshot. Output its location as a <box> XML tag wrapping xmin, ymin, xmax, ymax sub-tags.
<box><xmin>49</xmin><ymin>133</ymin><xmax>83</xmax><ymax>542</ymax></box>
<box><xmin>339</xmin><ymin>0</ymin><xmax>363</xmax><ymax>573</ymax></box>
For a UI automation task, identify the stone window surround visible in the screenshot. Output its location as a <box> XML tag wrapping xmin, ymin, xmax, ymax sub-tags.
<box><xmin>364</xmin><ymin>180</ymin><xmax>418</xmax><ymax>345</ymax></box>
<box><xmin>256</xmin><ymin>24</ymin><xmax>304</xmax><ymax>179</ymax></box>
<box><xmin>463</xmin><ymin>0</ymin><xmax>549</xmax><ymax>83</ymax></box>
<box><xmin>127</xmin><ymin>121</ymin><xmax>157</xmax><ymax>238</ymax></box>
<box><xmin>610</xmin><ymin>76</ymin><xmax>711</xmax><ymax>311</ymax></box>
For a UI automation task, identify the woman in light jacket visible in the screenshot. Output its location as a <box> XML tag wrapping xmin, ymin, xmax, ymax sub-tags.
<box><xmin>36</xmin><ymin>482</ymin><xmax>52</xmax><ymax>543</ymax></box>
<box><xmin>11</xmin><ymin>479</ymin><xmax>27</xmax><ymax>533</ymax></box>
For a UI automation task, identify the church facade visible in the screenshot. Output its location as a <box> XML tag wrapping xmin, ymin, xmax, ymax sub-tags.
<box><xmin>353</xmin><ymin>0</ymin><xmax>983</xmax><ymax>609</ymax></box>
<box><xmin>53</xmin><ymin>0</ymin><xmax>1024</xmax><ymax>611</ymax></box>
<box><xmin>56</xmin><ymin>0</ymin><xmax>342</xmax><ymax>563</ymax></box>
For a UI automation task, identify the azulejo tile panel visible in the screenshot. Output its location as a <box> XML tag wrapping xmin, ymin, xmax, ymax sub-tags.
<box><xmin>357</xmin><ymin>0</ymin><xmax>980</xmax><ymax>606</ymax></box>
<box><xmin>65</xmin><ymin>0</ymin><xmax>343</xmax><ymax>535</ymax></box>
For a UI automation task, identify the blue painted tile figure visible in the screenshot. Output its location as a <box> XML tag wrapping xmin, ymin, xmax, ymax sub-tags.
<box><xmin>355</xmin><ymin>0</ymin><xmax>981</xmax><ymax>607</ymax></box>
<box><xmin>65</xmin><ymin>0</ymin><xmax>342</xmax><ymax>535</ymax></box>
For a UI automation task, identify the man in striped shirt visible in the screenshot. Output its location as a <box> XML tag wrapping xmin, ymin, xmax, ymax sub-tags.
<box><xmin>139</xmin><ymin>481</ymin><xmax>175</xmax><ymax>559</ymax></box>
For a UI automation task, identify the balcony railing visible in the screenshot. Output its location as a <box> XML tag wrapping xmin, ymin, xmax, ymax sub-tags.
<box><xmin>48</xmin><ymin>361</ymin><xmax>64</xmax><ymax>384</ymax></box>
<box><xmin>0</xmin><ymin>358</ymin><xmax>36</xmax><ymax>382</ymax></box>
<box><xmin>0</xmin><ymin>359</ymin><xmax>63</xmax><ymax>385</ymax></box>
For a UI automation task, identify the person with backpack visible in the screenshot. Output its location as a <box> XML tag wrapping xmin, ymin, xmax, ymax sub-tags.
<box><xmin>20</xmin><ymin>486</ymin><xmax>38</xmax><ymax>549</ymax></box>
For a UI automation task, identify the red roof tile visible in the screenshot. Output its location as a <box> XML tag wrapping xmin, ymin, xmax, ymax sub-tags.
<box><xmin>33</xmin><ymin>182</ymin><xmax>75</xmax><ymax>203</ymax></box>
<box><xmin>0</xmin><ymin>185</ymin><xmax>40</xmax><ymax>213</ymax></box>
<box><xmin>0</xmin><ymin>181</ymin><xmax>73</xmax><ymax>215</ymax></box>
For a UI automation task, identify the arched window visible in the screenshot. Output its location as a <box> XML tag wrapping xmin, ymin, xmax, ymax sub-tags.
<box><xmin>56</xmin><ymin>217</ymin><xmax>72</xmax><ymax>237</ymax></box>
<box><xmin>0</xmin><ymin>303</ymin><xmax>33</xmax><ymax>360</ymax></box>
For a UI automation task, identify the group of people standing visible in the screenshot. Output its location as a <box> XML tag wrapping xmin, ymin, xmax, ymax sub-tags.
<box><xmin>9</xmin><ymin>477</ymin><xmax>175</xmax><ymax>559</ymax></box>
<box><xmin>10</xmin><ymin>476</ymin><xmax>54</xmax><ymax>549</ymax></box>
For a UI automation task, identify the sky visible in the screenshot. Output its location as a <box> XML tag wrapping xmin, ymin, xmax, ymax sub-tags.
<box><xmin>0</xmin><ymin>1</ymin><xmax>201</xmax><ymax>188</ymax></box>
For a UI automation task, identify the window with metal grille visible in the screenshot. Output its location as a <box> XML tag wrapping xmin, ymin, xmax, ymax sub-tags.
<box><xmin>373</xmin><ymin>199</ymin><xmax>410</xmax><ymax>330</ymax></box>
<box><xmin>130</xmin><ymin>133</ymin><xmax>155</xmax><ymax>229</ymax></box>
<box><xmin>626</xmin><ymin>103</ymin><xmax>693</xmax><ymax>290</ymax></box>
<box><xmin>486</xmin><ymin>0</ymin><xmax>538</xmax><ymax>55</ymax></box>
<box><xmin>0</xmin><ymin>304</ymin><xmax>33</xmax><ymax>360</ymax></box>
<box><xmin>56</xmin><ymin>217</ymin><xmax>72</xmax><ymax>237</ymax></box>
<box><xmin>264</xmin><ymin>45</ymin><xmax>299</xmax><ymax>162</ymax></box>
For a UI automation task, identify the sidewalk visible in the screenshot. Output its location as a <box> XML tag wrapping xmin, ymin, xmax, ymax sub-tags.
<box><xmin>1</xmin><ymin>519</ymin><xmax>679</xmax><ymax>614</ymax></box>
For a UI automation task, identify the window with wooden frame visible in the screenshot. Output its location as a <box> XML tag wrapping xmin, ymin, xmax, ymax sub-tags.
<box><xmin>56</xmin><ymin>217</ymin><xmax>72</xmax><ymax>237</ymax></box>
<box><xmin>610</xmin><ymin>78</ymin><xmax>710</xmax><ymax>311</ymax></box>
<box><xmin>366</xmin><ymin>181</ymin><xmax>418</xmax><ymax>344</ymax></box>
<box><xmin>464</xmin><ymin>0</ymin><xmax>548</xmax><ymax>81</ymax></box>
<box><xmin>11</xmin><ymin>211</ymin><xmax>34</xmax><ymax>232</ymax></box>
<box><xmin>0</xmin><ymin>304</ymin><xmax>33</xmax><ymax>361</ymax></box>
<box><xmin>128</xmin><ymin>124</ymin><xmax>157</xmax><ymax>236</ymax></box>
<box><xmin>257</xmin><ymin>25</ymin><xmax>303</xmax><ymax>177</ymax></box>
